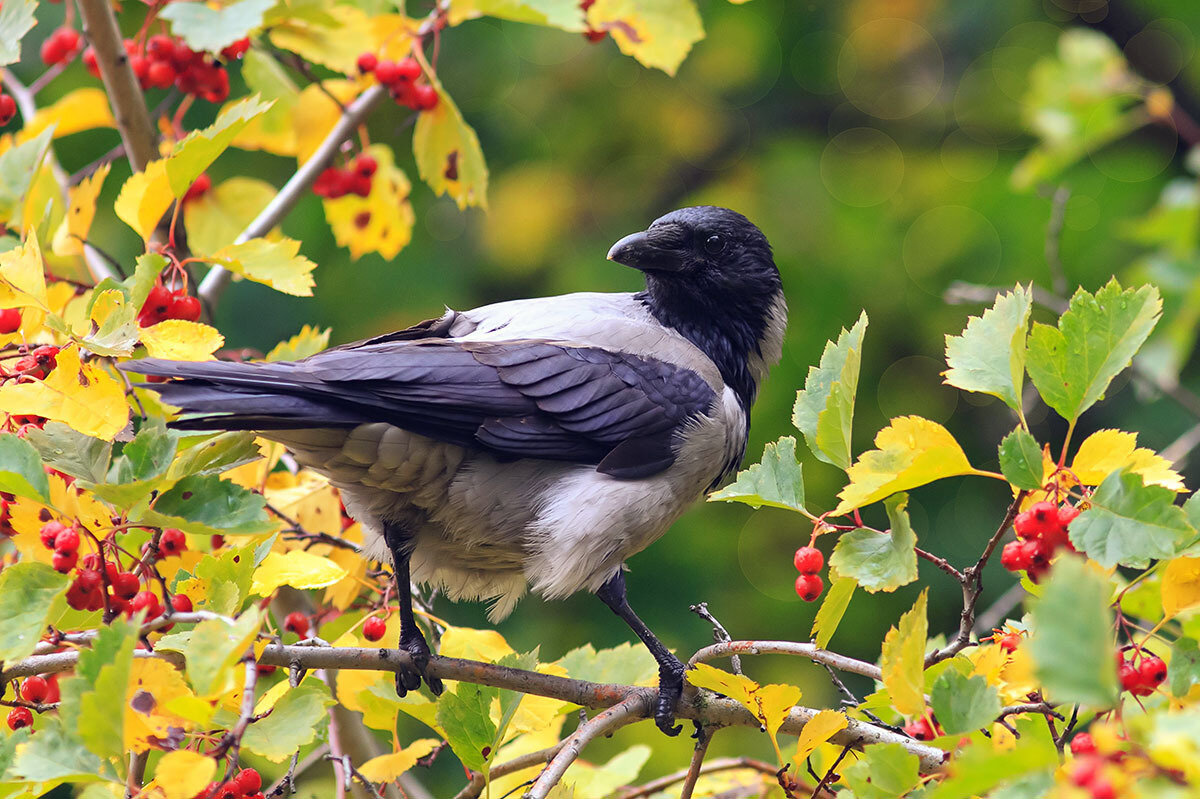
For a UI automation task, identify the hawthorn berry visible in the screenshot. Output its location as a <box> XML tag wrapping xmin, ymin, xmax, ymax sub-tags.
<box><xmin>184</xmin><ymin>173</ymin><xmax>212</xmax><ymax>204</ymax></box>
<box><xmin>53</xmin><ymin>527</ymin><xmax>80</xmax><ymax>554</ymax></box>
<box><xmin>147</xmin><ymin>60</ymin><xmax>177</xmax><ymax>90</ymax></box>
<box><xmin>20</xmin><ymin>676</ymin><xmax>49</xmax><ymax>704</ymax></box>
<box><xmin>357</xmin><ymin>52</ymin><xmax>378</xmax><ymax>73</ymax></box>
<box><xmin>43</xmin><ymin>675</ymin><xmax>59</xmax><ymax>704</ymax></box>
<box><xmin>355</xmin><ymin>154</ymin><xmax>378</xmax><ymax>178</ymax></box>
<box><xmin>41</xmin><ymin>27</ymin><xmax>81</xmax><ymax>66</ymax></box>
<box><xmin>130</xmin><ymin>590</ymin><xmax>163</xmax><ymax>618</ymax></box>
<box><xmin>75</xmin><ymin>568</ymin><xmax>102</xmax><ymax>593</ymax></box>
<box><xmin>82</xmin><ymin>47</ymin><xmax>100</xmax><ymax>78</ymax></box>
<box><xmin>52</xmin><ymin>548</ymin><xmax>78</xmax><ymax>573</ymax></box>
<box><xmin>998</xmin><ymin>632</ymin><xmax>1021</xmax><ymax>653</ymax></box>
<box><xmin>0</xmin><ymin>94</ymin><xmax>17</xmax><ymax>126</ymax></box>
<box><xmin>138</xmin><ymin>284</ymin><xmax>173</xmax><ymax>327</ymax></box>
<box><xmin>39</xmin><ymin>520</ymin><xmax>68</xmax><ymax>549</ymax></box>
<box><xmin>147</xmin><ymin>34</ymin><xmax>176</xmax><ymax>62</ymax></box>
<box><xmin>0</xmin><ymin>308</ymin><xmax>20</xmax><ymax>334</ymax></box>
<box><xmin>375</xmin><ymin>59</ymin><xmax>401</xmax><ymax>84</ymax></box>
<box><xmin>171</xmin><ymin>594</ymin><xmax>193</xmax><ymax>613</ymax></box>
<box><xmin>1090</xmin><ymin>779</ymin><xmax>1116</xmax><ymax>799</ymax></box>
<box><xmin>363</xmin><ymin>615</ymin><xmax>387</xmax><ymax>641</ymax></box>
<box><xmin>794</xmin><ymin>573</ymin><xmax>823</xmax><ymax>601</ymax></box>
<box><xmin>221</xmin><ymin>38</ymin><xmax>251</xmax><ymax>60</ymax></box>
<box><xmin>160</xmin><ymin>528</ymin><xmax>187</xmax><ymax>556</ymax></box>
<box><xmin>1070</xmin><ymin>757</ymin><xmax>1101</xmax><ymax>788</ymax></box>
<box><xmin>793</xmin><ymin>546</ymin><xmax>823</xmax><ymax>574</ymax></box>
<box><xmin>1139</xmin><ymin>655</ymin><xmax>1167</xmax><ymax>687</ymax></box>
<box><xmin>284</xmin><ymin>611</ymin><xmax>310</xmax><ymax>637</ymax></box>
<box><xmin>903</xmin><ymin>717</ymin><xmax>936</xmax><ymax>741</ymax></box>
<box><xmin>234</xmin><ymin>768</ymin><xmax>262</xmax><ymax>794</ymax></box>
<box><xmin>7</xmin><ymin>707</ymin><xmax>33</xmax><ymax>731</ymax></box>
<box><xmin>15</xmin><ymin>346</ymin><xmax>60</xmax><ymax>379</ymax></box>
<box><xmin>1070</xmin><ymin>732</ymin><xmax>1096</xmax><ymax>756</ymax></box>
<box><xmin>112</xmin><ymin>571</ymin><xmax>140</xmax><ymax>600</ymax></box>
<box><xmin>1118</xmin><ymin>660</ymin><xmax>1142</xmax><ymax>694</ymax></box>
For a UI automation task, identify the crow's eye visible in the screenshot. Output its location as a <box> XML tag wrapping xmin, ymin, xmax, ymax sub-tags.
<box><xmin>704</xmin><ymin>234</ymin><xmax>726</xmax><ymax>255</ymax></box>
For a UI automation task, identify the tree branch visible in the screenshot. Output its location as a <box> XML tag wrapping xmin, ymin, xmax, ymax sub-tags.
<box><xmin>527</xmin><ymin>694</ymin><xmax>648</xmax><ymax>799</ymax></box>
<box><xmin>617</xmin><ymin>757</ymin><xmax>785</xmax><ymax>799</ymax></box>
<box><xmin>450</xmin><ymin>742</ymin><xmax>568</xmax><ymax>799</ymax></box>
<box><xmin>687</xmin><ymin>640</ymin><xmax>883</xmax><ymax>682</ymax></box>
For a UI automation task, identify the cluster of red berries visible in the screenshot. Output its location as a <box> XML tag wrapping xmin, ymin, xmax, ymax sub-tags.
<box><xmin>793</xmin><ymin>545</ymin><xmax>824</xmax><ymax>602</ymax></box>
<box><xmin>5</xmin><ymin>345</ymin><xmax>60</xmax><ymax>381</ymax></box>
<box><xmin>40</xmin><ymin>26</ymin><xmax>82</xmax><ymax>66</ymax></box>
<box><xmin>84</xmin><ymin>35</ymin><xmax>237</xmax><ymax>103</ymax></box>
<box><xmin>53</xmin><ymin>521</ymin><xmax>189</xmax><ymax>616</ymax></box>
<box><xmin>903</xmin><ymin>713</ymin><xmax>942</xmax><ymax>741</ymax></box>
<box><xmin>1068</xmin><ymin>734</ymin><xmax>1118</xmax><ymax>799</ymax></box>
<box><xmin>284</xmin><ymin>611</ymin><xmax>311</xmax><ymax>638</ymax></box>
<box><xmin>356</xmin><ymin>54</ymin><xmax>438</xmax><ymax>111</ymax></box>
<box><xmin>195</xmin><ymin>767</ymin><xmax>264</xmax><ymax>799</ymax></box>
<box><xmin>8</xmin><ymin>674</ymin><xmax>61</xmax><ymax>728</ymax></box>
<box><xmin>40</xmin><ymin>519</ymin><xmax>82</xmax><ymax>573</ymax></box>
<box><xmin>138</xmin><ymin>282</ymin><xmax>202</xmax><ymax>327</ymax></box>
<box><xmin>313</xmin><ymin>154</ymin><xmax>377</xmax><ymax>199</ymax></box>
<box><xmin>579</xmin><ymin>0</ymin><xmax>607</xmax><ymax>42</ymax></box>
<box><xmin>0</xmin><ymin>93</ymin><xmax>16</xmax><ymax>126</ymax></box>
<box><xmin>363</xmin><ymin>614</ymin><xmax>387</xmax><ymax>642</ymax></box>
<box><xmin>999</xmin><ymin>500</ymin><xmax>1079</xmax><ymax>582</ymax></box>
<box><xmin>1118</xmin><ymin>649</ymin><xmax>1167</xmax><ymax>696</ymax></box>
<box><xmin>0</xmin><ymin>308</ymin><xmax>22</xmax><ymax>334</ymax></box>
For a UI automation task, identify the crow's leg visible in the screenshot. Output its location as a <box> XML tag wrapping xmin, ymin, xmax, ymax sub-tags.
<box><xmin>384</xmin><ymin>523</ymin><xmax>443</xmax><ymax>697</ymax></box>
<box><xmin>596</xmin><ymin>569</ymin><xmax>684</xmax><ymax>736</ymax></box>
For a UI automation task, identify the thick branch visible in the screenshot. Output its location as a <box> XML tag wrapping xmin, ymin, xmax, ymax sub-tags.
<box><xmin>2</xmin><ymin>642</ymin><xmax>948</xmax><ymax>773</ymax></box>
<box><xmin>76</xmin><ymin>0</ymin><xmax>158</xmax><ymax>171</ymax></box>
<box><xmin>688</xmin><ymin>640</ymin><xmax>883</xmax><ymax>682</ymax></box>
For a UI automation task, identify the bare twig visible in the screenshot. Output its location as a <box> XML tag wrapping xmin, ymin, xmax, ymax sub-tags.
<box><xmin>451</xmin><ymin>743</ymin><xmax>569</xmax><ymax>799</ymax></box>
<box><xmin>999</xmin><ymin>701</ymin><xmax>1063</xmax><ymax>720</ymax></box>
<box><xmin>690</xmin><ymin>602</ymin><xmax>742</xmax><ymax>675</ymax></box>
<box><xmin>617</xmin><ymin>756</ymin><xmax>781</xmax><ymax>799</ymax></box>
<box><xmin>126</xmin><ymin>750</ymin><xmax>149</xmax><ymax>799</ymax></box>
<box><xmin>688</xmin><ymin>640</ymin><xmax>883</xmax><ymax>683</ymax></box>
<box><xmin>810</xmin><ymin>744</ymin><xmax>855</xmax><ymax>799</ymax></box>
<box><xmin>527</xmin><ymin>694</ymin><xmax>648</xmax><ymax>799</ymax></box>
<box><xmin>1043</xmin><ymin>186</ymin><xmax>1070</xmax><ymax>296</ymax></box>
<box><xmin>915</xmin><ymin>547</ymin><xmax>965</xmax><ymax>582</ymax></box>
<box><xmin>265</xmin><ymin>744</ymin><xmax>330</xmax><ymax>797</ymax></box>
<box><xmin>324</xmin><ymin>754</ymin><xmax>385</xmax><ymax>799</ymax></box>
<box><xmin>679</xmin><ymin>726</ymin><xmax>714</xmax><ymax>799</ymax></box>
<box><xmin>944</xmin><ymin>282</ymin><xmax>1068</xmax><ymax>315</ymax></box>
<box><xmin>213</xmin><ymin>657</ymin><xmax>261</xmax><ymax>775</ymax></box>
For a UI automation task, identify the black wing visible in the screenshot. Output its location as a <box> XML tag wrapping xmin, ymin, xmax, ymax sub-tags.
<box><xmin>123</xmin><ymin>338</ymin><xmax>717</xmax><ymax>479</ymax></box>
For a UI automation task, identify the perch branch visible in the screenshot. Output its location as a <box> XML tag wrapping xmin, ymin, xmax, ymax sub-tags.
<box><xmin>687</xmin><ymin>640</ymin><xmax>883</xmax><ymax>682</ymax></box>
<box><xmin>527</xmin><ymin>694</ymin><xmax>648</xmax><ymax>799</ymax></box>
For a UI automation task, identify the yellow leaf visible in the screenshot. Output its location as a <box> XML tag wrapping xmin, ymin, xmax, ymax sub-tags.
<box><xmin>141</xmin><ymin>320</ymin><xmax>225</xmax><ymax>361</ymax></box>
<box><xmin>412</xmin><ymin>76</ymin><xmax>488</xmax><ymax>210</ymax></box>
<box><xmin>323</xmin><ymin>524</ymin><xmax>367</xmax><ymax>610</ymax></box>
<box><xmin>880</xmin><ymin>588</ymin><xmax>927</xmax><ymax>717</ymax></box>
<box><xmin>253</xmin><ymin>678</ymin><xmax>293</xmax><ymax>717</ymax></box>
<box><xmin>209</xmin><ymin>237</ymin><xmax>317</xmax><ymax>296</ymax></box>
<box><xmin>265</xmin><ymin>469</ymin><xmax>341</xmax><ymax>535</ymax></box>
<box><xmin>153</xmin><ymin>750</ymin><xmax>216</xmax><ymax>799</ymax></box>
<box><xmin>1072</xmin><ymin>429</ymin><xmax>1184</xmax><ymax>491</ymax></box>
<box><xmin>52</xmin><ymin>163</ymin><xmax>110</xmax><ymax>257</ymax></box>
<box><xmin>115</xmin><ymin>158</ymin><xmax>173</xmax><ymax>242</ymax></box>
<box><xmin>686</xmin><ymin>662</ymin><xmax>757</xmax><ymax>707</ymax></box>
<box><xmin>755</xmin><ymin>682</ymin><xmax>801</xmax><ymax>755</ymax></box>
<box><xmin>586</xmin><ymin>0</ymin><xmax>704</xmax><ymax>76</ymax></box>
<box><xmin>251</xmin><ymin>549</ymin><xmax>348</xmax><ymax>595</ymax></box>
<box><xmin>183</xmin><ymin>176</ymin><xmax>277</xmax><ymax>257</ymax></box>
<box><xmin>0</xmin><ymin>232</ymin><xmax>48</xmax><ymax>311</ymax></box>
<box><xmin>510</xmin><ymin>664</ymin><xmax>571</xmax><ymax>735</ymax></box>
<box><xmin>269</xmin><ymin>5</ymin><xmax>375</xmax><ymax>73</ymax></box>
<box><xmin>266</xmin><ymin>324</ymin><xmax>332</xmax><ymax>362</ymax></box>
<box><xmin>17</xmin><ymin>88</ymin><xmax>114</xmax><ymax>144</ymax></box>
<box><xmin>126</xmin><ymin>658</ymin><xmax>204</xmax><ymax>752</ymax></box>
<box><xmin>438</xmin><ymin>626</ymin><xmax>515</xmax><ymax>662</ymax></box>
<box><xmin>0</xmin><ymin>345</ymin><xmax>128</xmax><ymax>438</ymax></box>
<box><xmin>370</xmin><ymin>14</ymin><xmax>417</xmax><ymax>60</ymax></box>
<box><xmin>794</xmin><ymin>709</ymin><xmax>849</xmax><ymax>764</ymax></box>
<box><xmin>323</xmin><ymin>144</ymin><xmax>415</xmax><ymax>260</ymax></box>
<box><xmin>358</xmin><ymin>739</ymin><xmax>440</xmax><ymax>783</ymax></box>
<box><xmin>834</xmin><ymin>417</ymin><xmax>975</xmax><ymax>515</ymax></box>
<box><xmin>1162</xmin><ymin>557</ymin><xmax>1200</xmax><ymax>618</ymax></box>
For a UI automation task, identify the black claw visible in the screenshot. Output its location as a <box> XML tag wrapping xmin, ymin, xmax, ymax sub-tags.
<box><xmin>395</xmin><ymin>628</ymin><xmax>443</xmax><ymax>697</ymax></box>
<box><xmin>655</xmin><ymin>661</ymin><xmax>686</xmax><ymax>736</ymax></box>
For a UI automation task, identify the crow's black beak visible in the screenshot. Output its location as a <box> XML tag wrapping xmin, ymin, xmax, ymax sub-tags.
<box><xmin>607</xmin><ymin>229</ymin><xmax>683</xmax><ymax>273</ymax></box>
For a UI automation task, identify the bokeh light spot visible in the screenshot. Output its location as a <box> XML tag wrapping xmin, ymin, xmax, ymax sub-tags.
<box><xmin>877</xmin><ymin>356</ymin><xmax>959</xmax><ymax>425</ymax></box>
<box><xmin>941</xmin><ymin>129</ymin><xmax>998</xmax><ymax>182</ymax></box>
<box><xmin>902</xmin><ymin>205</ymin><xmax>1001</xmax><ymax>296</ymax></box>
<box><xmin>820</xmin><ymin>127</ymin><xmax>904</xmax><ymax>207</ymax></box>
<box><xmin>837</xmin><ymin>19</ymin><xmax>943</xmax><ymax>120</ymax></box>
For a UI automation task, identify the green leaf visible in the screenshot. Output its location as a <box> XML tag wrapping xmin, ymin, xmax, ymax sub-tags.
<box><xmin>0</xmin><ymin>563</ymin><xmax>68</xmax><ymax>662</ymax></box>
<box><xmin>161</xmin><ymin>0</ymin><xmax>275</xmax><ymax>53</ymax></box>
<box><xmin>1026</xmin><ymin>279</ymin><xmax>1161</xmax><ymax>423</ymax></box>
<box><xmin>412</xmin><ymin>77</ymin><xmax>488</xmax><ymax>210</ymax></box>
<box><xmin>810</xmin><ymin>570</ymin><xmax>856</xmax><ymax>649</ymax></box>
<box><xmin>841</xmin><ymin>743</ymin><xmax>921</xmax><ymax>799</ymax></box>
<box><xmin>209</xmin><ymin>237</ymin><xmax>316</xmax><ymax>297</ymax></box>
<box><xmin>828</xmin><ymin>493</ymin><xmax>918</xmax><ymax>593</ymax></box>
<box><xmin>114</xmin><ymin>420</ymin><xmax>178</xmax><ymax>483</ymax></box>
<box><xmin>792</xmin><ymin>311</ymin><xmax>867</xmax><ymax>470</ymax></box>
<box><xmin>930</xmin><ymin>664</ymin><xmax>1002</xmax><ymax>735</ymax></box>
<box><xmin>265</xmin><ymin>325</ymin><xmax>331</xmax><ymax>362</ymax></box>
<box><xmin>9</xmin><ymin>716</ymin><xmax>105</xmax><ymax>785</ymax></box>
<box><xmin>142</xmin><ymin>474</ymin><xmax>277</xmax><ymax>536</ymax></box>
<box><xmin>165</xmin><ymin>96</ymin><xmax>274</xmax><ymax>197</ymax></box>
<box><xmin>944</xmin><ymin>285</ymin><xmax>1032</xmax><ymax>416</ymax></box>
<box><xmin>926</xmin><ymin>719</ymin><xmax>1058</xmax><ymax>799</ymax></box>
<box><xmin>0</xmin><ymin>433</ymin><xmax>51</xmax><ymax>502</ymax></box>
<box><xmin>72</xmin><ymin>618</ymin><xmax>138</xmax><ymax>762</ymax></box>
<box><xmin>555</xmin><ymin>642</ymin><xmax>658</xmax><ymax>687</ymax></box>
<box><xmin>998</xmin><ymin>427</ymin><xmax>1043</xmax><ymax>491</ymax></box>
<box><xmin>1170</xmin><ymin>637</ymin><xmax>1200</xmax><ymax>697</ymax></box>
<box><xmin>1068</xmin><ymin>469</ymin><xmax>1193</xmax><ymax>568</ymax></box>
<box><xmin>492</xmin><ymin>650</ymin><xmax>540</xmax><ymax>749</ymax></box>
<box><xmin>169</xmin><ymin>432</ymin><xmax>261</xmax><ymax>479</ymax></box>
<box><xmin>437</xmin><ymin>683</ymin><xmax>498</xmax><ymax>771</ymax></box>
<box><xmin>184</xmin><ymin>608</ymin><xmax>263</xmax><ymax>696</ymax></box>
<box><xmin>242</xmin><ymin>682</ymin><xmax>335</xmax><ymax>762</ymax></box>
<box><xmin>0</xmin><ymin>0</ymin><xmax>36</xmax><ymax>66</ymax></box>
<box><xmin>708</xmin><ymin>436</ymin><xmax>805</xmax><ymax>513</ymax></box>
<box><xmin>194</xmin><ymin>543</ymin><xmax>257</xmax><ymax>615</ymax></box>
<box><xmin>0</xmin><ymin>128</ymin><xmax>53</xmax><ymax>225</ymax></box>
<box><xmin>1028</xmin><ymin>557</ymin><xmax>1118</xmax><ymax>707</ymax></box>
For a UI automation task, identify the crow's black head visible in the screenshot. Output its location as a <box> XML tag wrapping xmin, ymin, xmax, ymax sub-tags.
<box><xmin>609</xmin><ymin>206</ymin><xmax>786</xmax><ymax>408</ymax></box>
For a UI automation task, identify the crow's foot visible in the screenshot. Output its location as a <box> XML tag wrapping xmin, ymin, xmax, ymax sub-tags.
<box><xmin>394</xmin><ymin>628</ymin><xmax>444</xmax><ymax>697</ymax></box>
<box><xmin>654</xmin><ymin>658</ymin><xmax>686</xmax><ymax>736</ymax></box>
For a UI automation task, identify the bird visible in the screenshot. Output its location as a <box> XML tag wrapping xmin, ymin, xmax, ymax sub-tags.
<box><xmin>124</xmin><ymin>205</ymin><xmax>787</xmax><ymax>735</ymax></box>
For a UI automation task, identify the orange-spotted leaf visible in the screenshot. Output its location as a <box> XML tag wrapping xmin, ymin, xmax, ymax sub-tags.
<box><xmin>0</xmin><ymin>345</ymin><xmax>128</xmax><ymax>439</ymax></box>
<box><xmin>323</xmin><ymin>144</ymin><xmax>414</xmax><ymax>260</ymax></box>
<box><xmin>412</xmin><ymin>77</ymin><xmax>488</xmax><ymax>210</ymax></box>
<box><xmin>586</xmin><ymin>0</ymin><xmax>704</xmax><ymax>76</ymax></box>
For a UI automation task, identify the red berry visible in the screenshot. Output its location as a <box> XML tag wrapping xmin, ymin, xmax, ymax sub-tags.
<box><xmin>20</xmin><ymin>676</ymin><xmax>48</xmax><ymax>704</ymax></box>
<box><xmin>147</xmin><ymin>34</ymin><xmax>176</xmax><ymax>62</ymax></box>
<box><xmin>362</xmin><ymin>615</ymin><xmax>386</xmax><ymax>642</ymax></box>
<box><xmin>82</xmin><ymin>47</ymin><xmax>100</xmax><ymax>78</ymax></box>
<box><xmin>998</xmin><ymin>632</ymin><xmax>1021</xmax><ymax>653</ymax></box>
<box><xmin>903</xmin><ymin>718</ymin><xmax>934</xmax><ymax>741</ymax></box>
<box><xmin>396</xmin><ymin>58</ymin><xmax>421</xmax><ymax>82</ymax></box>
<box><xmin>1139</xmin><ymin>655</ymin><xmax>1167</xmax><ymax>687</ymax></box>
<box><xmin>234</xmin><ymin>768</ymin><xmax>262</xmax><ymax>794</ymax></box>
<box><xmin>39</xmin><ymin>520</ymin><xmax>67</xmax><ymax>549</ymax></box>
<box><xmin>1070</xmin><ymin>733</ymin><xmax>1096</xmax><ymax>756</ymax></box>
<box><xmin>213</xmin><ymin>783</ymin><xmax>238</xmax><ymax>799</ymax></box>
<box><xmin>351</xmin><ymin>174</ymin><xmax>372</xmax><ymax>198</ymax></box>
<box><xmin>356</xmin><ymin>52</ymin><xmax>378</xmax><ymax>73</ymax></box>
<box><xmin>51</xmin><ymin>549</ymin><xmax>78</xmax><ymax>573</ymax></box>
<box><xmin>374</xmin><ymin>60</ymin><xmax>401</xmax><ymax>85</ymax></box>
<box><xmin>32</xmin><ymin>346</ymin><xmax>59</xmax><ymax>373</ymax></box>
<box><xmin>54</xmin><ymin>527</ymin><xmax>80</xmax><ymax>553</ymax></box>
<box><xmin>355</xmin><ymin>154</ymin><xmax>378</xmax><ymax>178</ymax></box>
<box><xmin>130</xmin><ymin>55</ymin><xmax>151</xmax><ymax>88</ymax></box>
<box><xmin>130</xmin><ymin>590</ymin><xmax>163</xmax><ymax>618</ymax></box>
<box><xmin>139</xmin><ymin>284</ymin><xmax>173</xmax><ymax>328</ymax></box>
<box><xmin>1000</xmin><ymin>539</ymin><xmax>1028</xmax><ymax>571</ymax></box>
<box><xmin>1090</xmin><ymin>779</ymin><xmax>1115</xmax><ymax>799</ymax></box>
<box><xmin>171</xmin><ymin>594</ymin><xmax>193</xmax><ymax>613</ymax></box>
<box><xmin>220</xmin><ymin>38</ymin><xmax>250</xmax><ymax>60</ymax></box>
<box><xmin>1012</xmin><ymin>511</ymin><xmax>1040</xmax><ymax>540</ymax></box>
<box><xmin>112</xmin><ymin>571</ymin><xmax>140</xmax><ymax>600</ymax></box>
<box><xmin>184</xmin><ymin>173</ymin><xmax>212</xmax><ymax>204</ymax></box>
<box><xmin>0</xmin><ymin>94</ymin><xmax>16</xmax><ymax>126</ymax></box>
<box><xmin>211</xmin><ymin>535</ymin><xmax>225</xmax><ymax>549</ymax></box>
<box><xmin>43</xmin><ymin>675</ymin><xmax>59</xmax><ymax>704</ymax></box>
<box><xmin>160</xmin><ymin>527</ymin><xmax>187</xmax><ymax>555</ymax></box>
<box><xmin>75</xmin><ymin>568</ymin><xmax>102</xmax><ymax>593</ymax></box>
<box><xmin>0</xmin><ymin>308</ymin><xmax>20</xmax><ymax>334</ymax></box>
<box><xmin>284</xmin><ymin>611</ymin><xmax>310</xmax><ymax>637</ymax></box>
<box><xmin>147</xmin><ymin>60</ymin><xmax>177</xmax><ymax>89</ymax></box>
<box><xmin>1119</xmin><ymin>660</ymin><xmax>1142</xmax><ymax>693</ymax></box>
<box><xmin>412</xmin><ymin>84</ymin><xmax>438</xmax><ymax>111</ymax></box>
<box><xmin>1070</xmin><ymin>757</ymin><xmax>1100</xmax><ymax>787</ymax></box>
<box><xmin>7</xmin><ymin>707</ymin><xmax>32</xmax><ymax>731</ymax></box>
<box><xmin>794</xmin><ymin>573</ymin><xmax>823</xmax><ymax>602</ymax></box>
<box><xmin>55</xmin><ymin>28</ymin><xmax>81</xmax><ymax>55</ymax></box>
<box><xmin>41</xmin><ymin>37</ymin><xmax>67</xmax><ymax>66</ymax></box>
<box><xmin>793</xmin><ymin>546</ymin><xmax>823</xmax><ymax>574</ymax></box>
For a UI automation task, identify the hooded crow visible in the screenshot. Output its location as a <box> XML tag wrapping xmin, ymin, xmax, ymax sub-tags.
<box><xmin>124</xmin><ymin>206</ymin><xmax>787</xmax><ymax>734</ymax></box>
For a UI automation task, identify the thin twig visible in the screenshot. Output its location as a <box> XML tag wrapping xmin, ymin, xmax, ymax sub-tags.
<box><xmin>527</xmin><ymin>695</ymin><xmax>648</xmax><ymax>799</ymax></box>
<box><xmin>617</xmin><ymin>756</ymin><xmax>781</xmax><ymax>799</ymax></box>
<box><xmin>914</xmin><ymin>547</ymin><xmax>964</xmax><ymax>582</ymax></box>
<box><xmin>324</xmin><ymin>754</ymin><xmax>385</xmax><ymax>799</ymax></box>
<box><xmin>679</xmin><ymin>726</ymin><xmax>713</xmax><ymax>799</ymax></box>
<box><xmin>126</xmin><ymin>750</ymin><xmax>149</xmax><ymax>799</ymax></box>
<box><xmin>266</xmin><ymin>744</ymin><xmax>330</xmax><ymax>796</ymax></box>
<box><xmin>999</xmin><ymin>701</ymin><xmax>1063</xmax><ymax>720</ymax></box>
<box><xmin>688</xmin><ymin>640</ymin><xmax>883</xmax><ymax>682</ymax></box>
<box><xmin>213</xmin><ymin>657</ymin><xmax>261</xmax><ymax>776</ymax></box>
<box><xmin>1043</xmin><ymin>186</ymin><xmax>1070</xmax><ymax>296</ymax></box>
<box><xmin>451</xmin><ymin>743</ymin><xmax>568</xmax><ymax>799</ymax></box>
<box><xmin>810</xmin><ymin>744</ymin><xmax>854</xmax><ymax>799</ymax></box>
<box><xmin>690</xmin><ymin>602</ymin><xmax>742</xmax><ymax>675</ymax></box>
